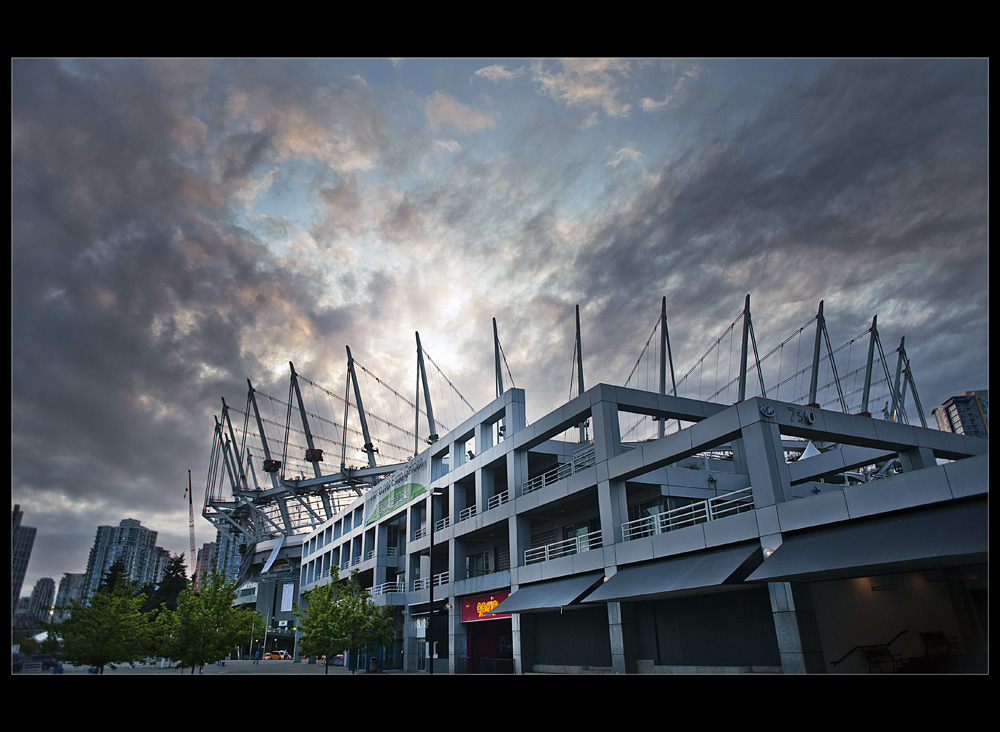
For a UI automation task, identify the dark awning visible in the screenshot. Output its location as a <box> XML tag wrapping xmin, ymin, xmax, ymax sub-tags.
<box><xmin>746</xmin><ymin>500</ymin><xmax>988</xmax><ymax>584</ymax></box>
<box><xmin>583</xmin><ymin>543</ymin><xmax>762</xmax><ymax>603</ymax></box>
<box><xmin>407</xmin><ymin>599</ymin><xmax>449</xmax><ymax>617</ymax></box>
<box><xmin>491</xmin><ymin>572</ymin><xmax>605</xmax><ymax>614</ymax></box>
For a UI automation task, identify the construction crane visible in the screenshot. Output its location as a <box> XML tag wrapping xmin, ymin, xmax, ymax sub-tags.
<box><xmin>185</xmin><ymin>469</ymin><xmax>197</xmax><ymax>590</ymax></box>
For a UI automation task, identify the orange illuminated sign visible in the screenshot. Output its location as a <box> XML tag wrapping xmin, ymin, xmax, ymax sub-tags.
<box><xmin>461</xmin><ymin>590</ymin><xmax>510</xmax><ymax>622</ymax></box>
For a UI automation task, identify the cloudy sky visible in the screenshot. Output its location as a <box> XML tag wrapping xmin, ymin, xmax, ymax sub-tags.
<box><xmin>12</xmin><ymin>58</ymin><xmax>989</xmax><ymax>593</ymax></box>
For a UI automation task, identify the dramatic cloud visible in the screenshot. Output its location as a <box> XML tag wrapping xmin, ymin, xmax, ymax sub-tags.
<box><xmin>12</xmin><ymin>58</ymin><xmax>988</xmax><ymax>593</ymax></box>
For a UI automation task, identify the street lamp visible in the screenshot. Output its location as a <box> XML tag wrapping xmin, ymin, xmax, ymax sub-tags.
<box><xmin>428</xmin><ymin>487</ymin><xmax>443</xmax><ymax>674</ymax></box>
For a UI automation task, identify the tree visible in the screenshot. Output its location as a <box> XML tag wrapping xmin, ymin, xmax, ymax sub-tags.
<box><xmin>140</xmin><ymin>553</ymin><xmax>189</xmax><ymax>615</ymax></box>
<box><xmin>97</xmin><ymin>557</ymin><xmax>129</xmax><ymax>593</ymax></box>
<box><xmin>161</xmin><ymin>564</ymin><xmax>261</xmax><ymax>673</ymax></box>
<box><xmin>293</xmin><ymin>577</ymin><xmax>343</xmax><ymax>674</ymax></box>
<box><xmin>294</xmin><ymin>568</ymin><xmax>395</xmax><ymax>674</ymax></box>
<box><xmin>56</xmin><ymin>573</ymin><xmax>152</xmax><ymax>674</ymax></box>
<box><xmin>12</xmin><ymin>632</ymin><xmax>38</xmax><ymax>656</ymax></box>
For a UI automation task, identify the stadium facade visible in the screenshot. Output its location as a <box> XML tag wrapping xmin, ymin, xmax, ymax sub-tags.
<box><xmin>211</xmin><ymin>297</ymin><xmax>988</xmax><ymax>673</ymax></box>
<box><xmin>298</xmin><ymin>383</ymin><xmax>987</xmax><ymax>674</ymax></box>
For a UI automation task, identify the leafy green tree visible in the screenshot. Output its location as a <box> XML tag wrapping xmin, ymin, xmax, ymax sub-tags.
<box><xmin>161</xmin><ymin>564</ymin><xmax>261</xmax><ymax>673</ymax></box>
<box><xmin>12</xmin><ymin>632</ymin><xmax>38</xmax><ymax>656</ymax></box>
<box><xmin>294</xmin><ymin>573</ymin><xmax>343</xmax><ymax>674</ymax></box>
<box><xmin>37</xmin><ymin>632</ymin><xmax>61</xmax><ymax>656</ymax></box>
<box><xmin>56</xmin><ymin>573</ymin><xmax>152</xmax><ymax>674</ymax></box>
<box><xmin>294</xmin><ymin>568</ymin><xmax>395</xmax><ymax>674</ymax></box>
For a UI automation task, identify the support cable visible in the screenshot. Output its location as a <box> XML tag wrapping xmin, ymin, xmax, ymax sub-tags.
<box><xmin>423</xmin><ymin>349</ymin><xmax>475</xmax><ymax>419</ymax></box>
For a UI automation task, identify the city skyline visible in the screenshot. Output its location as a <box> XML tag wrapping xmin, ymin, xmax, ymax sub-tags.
<box><xmin>12</xmin><ymin>58</ymin><xmax>989</xmax><ymax>592</ymax></box>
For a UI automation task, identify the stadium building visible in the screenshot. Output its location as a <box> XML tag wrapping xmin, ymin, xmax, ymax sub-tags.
<box><xmin>207</xmin><ymin>297</ymin><xmax>988</xmax><ymax>673</ymax></box>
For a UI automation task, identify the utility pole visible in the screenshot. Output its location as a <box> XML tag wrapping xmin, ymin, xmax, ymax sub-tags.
<box><xmin>186</xmin><ymin>470</ymin><xmax>197</xmax><ymax>590</ymax></box>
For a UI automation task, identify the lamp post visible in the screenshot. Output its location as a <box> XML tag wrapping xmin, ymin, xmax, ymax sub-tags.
<box><xmin>428</xmin><ymin>487</ymin><xmax>443</xmax><ymax>674</ymax></box>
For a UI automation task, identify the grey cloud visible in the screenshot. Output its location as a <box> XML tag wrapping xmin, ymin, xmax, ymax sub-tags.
<box><xmin>12</xmin><ymin>61</ymin><xmax>332</xmax><ymax>513</ymax></box>
<box><xmin>553</xmin><ymin>60</ymin><xmax>987</xmax><ymax>370</ymax></box>
<box><xmin>12</xmin><ymin>58</ymin><xmax>988</xmax><ymax>590</ymax></box>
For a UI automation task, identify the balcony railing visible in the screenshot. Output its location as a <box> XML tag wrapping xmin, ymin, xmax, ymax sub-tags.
<box><xmin>621</xmin><ymin>487</ymin><xmax>755</xmax><ymax>541</ymax></box>
<box><xmin>522</xmin><ymin>444</ymin><xmax>596</xmax><ymax>495</ymax></box>
<box><xmin>368</xmin><ymin>579</ymin><xmax>406</xmax><ymax>596</ymax></box>
<box><xmin>524</xmin><ymin>529</ymin><xmax>602</xmax><ymax>565</ymax></box>
<box><xmin>454</xmin><ymin>492</ymin><xmax>510</xmax><ymax>523</ymax></box>
<box><xmin>412</xmin><ymin>572</ymin><xmax>449</xmax><ymax>591</ymax></box>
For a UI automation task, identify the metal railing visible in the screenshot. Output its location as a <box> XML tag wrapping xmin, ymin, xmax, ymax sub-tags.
<box><xmin>412</xmin><ymin>572</ymin><xmax>450</xmax><ymax>591</ymax></box>
<box><xmin>524</xmin><ymin>529</ymin><xmax>602</xmax><ymax>565</ymax></box>
<box><xmin>368</xmin><ymin>579</ymin><xmax>406</xmax><ymax>596</ymax></box>
<box><xmin>621</xmin><ymin>487</ymin><xmax>754</xmax><ymax>541</ymax></box>
<box><xmin>451</xmin><ymin>490</ymin><xmax>511</xmax><ymax>523</ymax></box>
<box><xmin>522</xmin><ymin>444</ymin><xmax>596</xmax><ymax>495</ymax></box>
<box><xmin>415</xmin><ymin>517</ymin><xmax>449</xmax><ymax>541</ymax></box>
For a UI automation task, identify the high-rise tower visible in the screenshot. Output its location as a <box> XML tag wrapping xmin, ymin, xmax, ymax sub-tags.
<box><xmin>82</xmin><ymin>518</ymin><xmax>162</xmax><ymax>598</ymax></box>
<box><xmin>932</xmin><ymin>390</ymin><xmax>989</xmax><ymax>438</ymax></box>
<box><xmin>12</xmin><ymin>505</ymin><xmax>36</xmax><ymax>616</ymax></box>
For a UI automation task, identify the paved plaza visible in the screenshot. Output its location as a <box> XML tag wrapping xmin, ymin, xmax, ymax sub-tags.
<box><xmin>18</xmin><ymin>659</ymin><xmax>402</xmax><ymax>676</ymax></box>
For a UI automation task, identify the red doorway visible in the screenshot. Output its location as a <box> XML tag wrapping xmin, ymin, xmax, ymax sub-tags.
<box><xmin>461</xmin><ymin>591</ymin><xmax>513</xmax><ymax>674</ymax></box>
<box><xmin>466</xmin><ymin>616</ymin><xmax>513</xmax><ymax>673</ymax></box>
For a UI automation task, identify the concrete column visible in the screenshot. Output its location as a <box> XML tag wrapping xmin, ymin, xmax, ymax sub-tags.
<box><xmin>511</xmin><ymin>611</ymin><xmax>534</xmax><ymax>674</ymax></box>
<box><xmin>476</xmin><ymin>461</ymin><xmax>493</xmax><ymax>509</ymax></box>
<box><xmin>476</xmin><ymin>419</ymin><xmax>493</xmax><ymax>454</ymax></box>
<box><xmin>507</xmin><ymin>446</ymin><xmax>528</xmax><ymax>497</ymax></box>
<box><xmin>507</xmin><ymin>390</ymin><xmax>527</xmax><ymax>435</ymax></box>
<box><xmin>447</xmin><ymin>595</ymin><xmax>462</xmax><ymax>674</ymax></box>
<box><xmin>452</xmin><ymin>436</ymin><xmax>466</xmax><ymax>470</ymax></box>
<box><xmin>508</xmin><ymin>512</ymin><xmax>532</xmax><ymax>569</ymax></box>
<box><xmin>403</xmin><ymin>614</ymin><xmax>422</xmax><ymax>672</ymax></box>
<box><xmin>590</xmin><ymin>398</ymin><xmax>622</xmax><ymax>463</ymax></box>
<box><xmin>767</xmin><ymin>580</ymin><xmax>825</xmax><ymax>673</ymax></box>
<box><xmin>607</xmin><ymin>600</ymin><xmax>639</xmax><ymax>674</ymax></box>
<box><xmin>373</xmin><ymin>525</ymin><xmax>388</xmax><ymax>586</ymax></box>
<box><xmin>898</xmin><ymin>445</ymin><xmax>936</xmax><ymax>472</ymax></box>
<box><xmin>597</xmin><ymin>477</ymin><xmax>629</xmax><ymax>545</ymax></box>
<box><xmin>740</xmin><ymin>417</ymin><xmax>793</xmax><ymax>507</ymax></box>
<box><xmin>451</xmin><ymin>535</ymin><xmax>467</xmax><ymax>584</ymax></box>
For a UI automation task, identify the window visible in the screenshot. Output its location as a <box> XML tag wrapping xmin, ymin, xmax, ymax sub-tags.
<box><xmin>466</xmin><ymin>551</ymin><xmax>491</xmax><ymax>578</ymax></box>
<box><xmin>563</xmin><ymin>519</ymin><xmax>600</xmax><ymax>551</ymax></box>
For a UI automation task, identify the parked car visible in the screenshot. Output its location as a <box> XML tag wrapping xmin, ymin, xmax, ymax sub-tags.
<box><xmin>327</xmin><ymin>654</ymin><xmax>344</xmax><ymax>666</ymax></box>
<box><xmin>29</xmin><ymin>654</ymin><xmax>58</xmax><ymax>670</ymax></box>
<box><xmin>264</xmin><ymin>650</ymin><xmax>290</xmax><ymax>660</ymax></box>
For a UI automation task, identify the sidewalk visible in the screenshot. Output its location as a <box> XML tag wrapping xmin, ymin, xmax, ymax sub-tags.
<box><xmin>22</xmin><ymin>659</ymin><xmax>405</xmax><ymax>676</ymax></box>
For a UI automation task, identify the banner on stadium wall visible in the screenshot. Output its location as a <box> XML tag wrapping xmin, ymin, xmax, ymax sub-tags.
<box><xmin>280</xmin><ymin>582</ymin><xmax>295</xmax><ymax>613</ymax></box>
<box><xmin>461</xmin><ymin>591</ymin><xmax>511</xmax><ymax>622</ymax></box>
<box><xmin>364</xmin><ymin>454</ymin><xmax>429</xmax><ymax>526</ymax></box>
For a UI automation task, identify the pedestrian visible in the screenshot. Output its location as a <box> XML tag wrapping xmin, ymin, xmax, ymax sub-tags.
<box><xmin>254</xmin><ymin>650</ymin><xmax>260</xmax><ymax>664</ymax></box>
